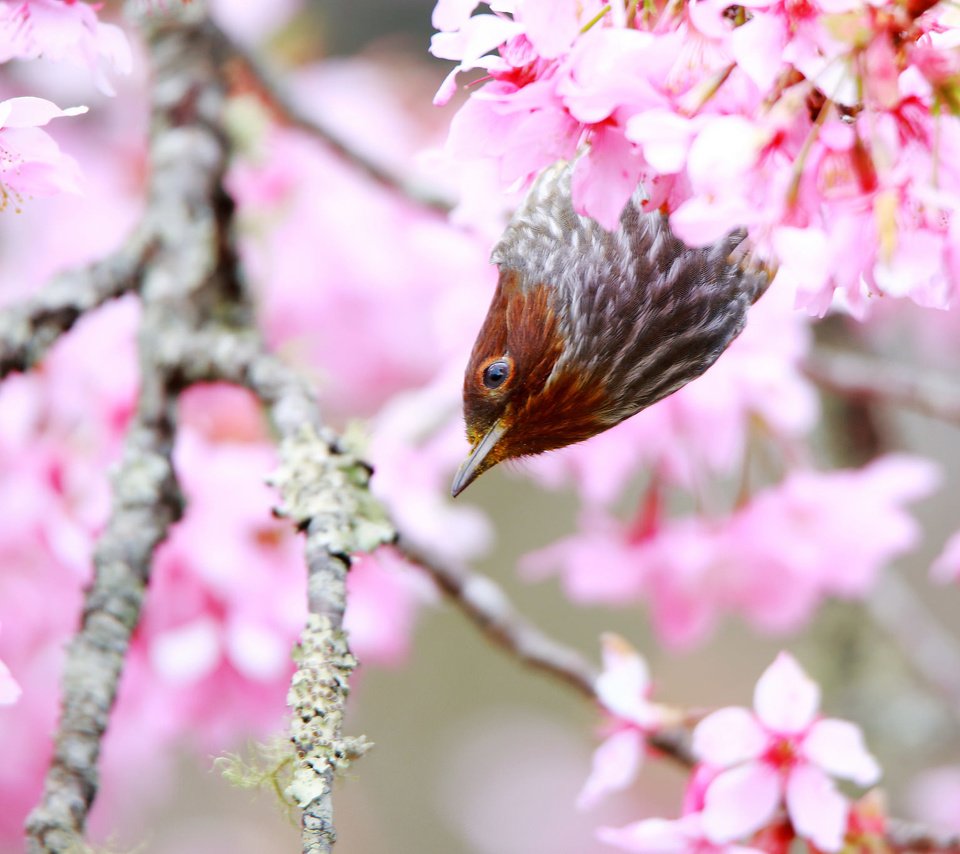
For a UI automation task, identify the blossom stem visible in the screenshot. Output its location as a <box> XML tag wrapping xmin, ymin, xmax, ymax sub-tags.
<box><xmin>581</xmin><ymin>4</ymin><xmax>612</xmax><ymax>33</ymax></box>
<box><xmin>786</xmin><ymin>93</ymin><xmax>832</xmax><ymax>208</ymax></box>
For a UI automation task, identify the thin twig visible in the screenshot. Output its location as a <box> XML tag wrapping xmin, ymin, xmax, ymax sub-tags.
<box><xmin>397</xmin><ymin>534</ymin><xmax>600</xmax><ymax>699</ymax></box>
<box><xmin>805</xmin><ymin>348</ymin><xmax>960</xmax><ymax>427</ymax></box>
<box><xmin>887</xmin><ymin>818</ymin><xmax>960</xmax><ymax>853</ymax></box>
<box><xmin>0</xmin><ymin>228</ymin><xmax>155</xmax><ymax>379</ymax></box>
<box><xmin>211</xmin><ymin>28</ymin><xmax>456</xmax><ymax>216</ymax></box>
<box><xmin>394</xmin><ymin>534</ymin><xmax>696</xmax><ymax>768</ymax></box>
<box><xmin>869</xmin><ymin>571</ymin><xmax>960</xmax><ymax>720</ymax></box>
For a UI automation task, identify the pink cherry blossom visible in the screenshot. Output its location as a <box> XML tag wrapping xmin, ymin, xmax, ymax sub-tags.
<box><xmin>432</xmin><ymin>0</ymin><xmax>960</xmax><ymax>311</ymax></box>
<box><xmin>598</xmin><ymin>812</ymin><xmax>765</xmax><ymax>853</ymax></box>
<box><xmin>0</xmin><ymin>0</ymin><xmax>132</xmax><ymax>95</ymax></box>
<box><xmin>931</xmin><ymin>529</ymin><xmax>960</xmax><ymax>584</ymax></box>
<box><xmin>0</xmin><ymin>625</ymin><xmax>20</xmax><ymax>707</ymax></box>
<box><xmin>907</xmin><ymin>766</ymin><xmax>960</xmax><ymax>833</ymax></box>
<box><xmin>524</xmin><ymin>454</ymin><xmax>936</xmax><ymax>648</ymax></box>
<box><xmin>578</xmin><ymin>634</ymin><xmax>667</xmax><ymax>809</ymax></box>
<box><xmin>693</xmin><ymin>653</ymin><xmax>881</xmax><ymax>851</ymax></box>
<box><xmin>0</xmin><ymin>96</ymin><xmax>87</xmax><ymax>206</ymax></box>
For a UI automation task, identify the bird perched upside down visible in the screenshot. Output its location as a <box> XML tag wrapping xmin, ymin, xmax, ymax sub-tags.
<box><xmin>451</xmin><ymin>161</ymin><xmax>772</xmax><ymax>497</ymax></box>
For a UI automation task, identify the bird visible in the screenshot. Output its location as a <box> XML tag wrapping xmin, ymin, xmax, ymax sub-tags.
<box><xmin>451</xmin><ymin>160</ymin><xmax>772</xmax><ymax>497</ymax></box>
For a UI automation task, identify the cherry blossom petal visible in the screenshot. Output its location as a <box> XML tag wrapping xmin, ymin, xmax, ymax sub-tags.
<box><xmin>701</xmin><ymin>761</ymin><xmax>782</xmax><ymax>842</ymax></box>
<box><xmin>572</xmin><ymin>127</ymin><xmax>644</xmax><ymax>230</ymax></box>
<box><xmin>0</xmin><ymin>96</ymin><xmax>87</xmax><ymax>129</ymax></box>
<box><xmin>558</xmin><ymin>28</ymin><xmax>661</xmax><ymax>124</ymax></box>
<box><xmin>693</xmin><ymin>706</ymin><xmax>768</xmax><ymax>767</ymax></box>
<box><xmin>804</xmin><ymin>718</ymin><xmax>881</xmax><ymax>786</ymax></box>
<box><xmin>0</xmin><ymin>658</ymin><xmax>20</xmax><ymax>706</ymax></box>
<box><xmin>0</xmin><ymin>125</ymin><xmax>84</xmax><ymax>198</ymax></box>
<box><xmin>149</xmin><ymin>617</ymin><xmax>222</xmax><ymax>685</ymax></box>
<box><xmin>785</xmin><ymin>764</ymin><xmax>849</xmax><ymax>852</ymax></box>
<box><xmin>520</xmin><ymin>0</ymin><xmax>580</xmax><ymax>58</ymax></box>
<box><xmin>432</xmin><ymin>0</ymin><xmax>484</xmax><ymax>31</ymax></box>
<box><xmin>685</xmin><ymin>115</ymin><xmax>763</xmax><ymax>195</ymax></box>
<box><xmin>753</xmin><ymin>652</ymin><xmax>820</xmax><ymax>734</ymax></box>
<box><xmin>625</xmin><ymin>110</ymin><xmax>699</xmax><ymax>174</ymax></box>
<box><xmin>429</xmin><ymin>14</ymin><xmax>521</xmax><ymax>63</ymax></box>
<box><xmin>597</xmin><ymin>817</ymin><xmax>688</xmax><ymax>852</ymax></box>
<box><xmin>932</xmin><ymin>530</ymin><xmax>960</xmax><ymax>584</ymax></box>
<box><xmin>595</xmin><ymin>634</ymin><xmax>659</xmax><ymax>727</ymax></box>
<box><xmin>730</xmin><ymin>13</ymin><xmax>787</xmax><ymax>91</ymax></box>
<box><xmin>577</xmin><ymin>728</ymin><xmax>645</xmax><ymax>809</ymax></box>
<box><xmin>669</xmin><ymin>195</ymin><xmax>756</xmax><ymax>246</ymax></box>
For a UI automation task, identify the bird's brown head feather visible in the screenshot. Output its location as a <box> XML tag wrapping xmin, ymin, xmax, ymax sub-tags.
<box><xmin>454</xmin><ymin>268</ymin><xmax>609</xmax><ymax>495</ymax></box>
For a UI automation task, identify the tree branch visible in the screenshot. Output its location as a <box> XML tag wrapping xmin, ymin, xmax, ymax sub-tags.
<box><xmin>393</xmin><ymin>534</ymin><xmax>696</xmax><ymax>768</ymax></box>
<box><xmin>25</xmin><ymin>6</ymin><xmax>234</xmax><ymax>850</ymax></box>
<box><xmin>397</xmin><ymin>535</ymin><xmax>600</xmax><ymax>699</ymax></box>
<box><xmin>805</xmin><ymin>348</ymin><xmax>960</xmax><ymax>427</ymax></box>
<box><xmin>869</xmin><ymin>571</ymin><xmax>960</xmax><ymax>720</ymax></box>
<box><xmin>0</xmin><ymin>228</ymin><xmax>155</xmax><ymax>380</ymax></box>
<box><xmin>24</xmin><ymin>349</ymin><xmax>184</xmax><ymax>853</ymax></box>
<box><xmin>210</xmin><ymin>27</ymin><xmax>456</xmax><ymax>216</ymax></box>
<box><xmin>887</xmin><ymin>819</ymin><xmax>960</xmax><ymax>853</ymax></box>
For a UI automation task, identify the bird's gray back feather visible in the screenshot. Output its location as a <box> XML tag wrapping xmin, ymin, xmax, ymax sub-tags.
<box><xmin>491</xmin><ymin>162</ymin><xmax>769</xmax><ymax>425</ymax></box>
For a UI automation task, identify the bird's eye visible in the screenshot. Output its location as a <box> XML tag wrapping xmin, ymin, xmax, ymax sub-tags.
<box><xmin>482</xmin><ymin>359</ymin><xmax>511</xmax><ymax>390</ymax></box>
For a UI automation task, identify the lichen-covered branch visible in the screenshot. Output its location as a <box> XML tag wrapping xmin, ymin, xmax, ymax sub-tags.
<box><xmin>0</xmin><ymin>228</ymin><xmax>155</xmax><ymax>380</ymax></box>
<box><xmin>25</xmin><ymin>6</ymin><xmax>233</xmax><ymax>851</ymax></box>
<box><xmin>269</xmin><ymin>428</ymin><xmax>386</xmax><ymax>853</ymax></box>
<box><xmin>163</xmin><ymin>328</ymin><xmax>387</xmax><ymax>852</ymax></box>
<box><xmin>24</xmin><ymin>361</ymin><xmax>184</xmax><ymax>854</ymax></box>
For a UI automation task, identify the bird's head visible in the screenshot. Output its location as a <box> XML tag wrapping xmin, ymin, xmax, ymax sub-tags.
<box><xmin>450</xmin><ymin>267</ymin><xmax>608</xmax><ymax>497</ymax></box>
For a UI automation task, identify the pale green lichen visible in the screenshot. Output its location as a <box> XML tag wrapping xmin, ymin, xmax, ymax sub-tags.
<box><xmin>268</xmin><ymin>425</ymin><xmax>394</xmax><ymax>557</ymax></box>
<box><xmin>215</xmin><ymin>735</ymin><xmax>299</xmax><ymax>818</ymax></box>
<box><xmin>285</xmin><ymin>614</ymin><xmax>374</xmax><ymax>810</ymax></box>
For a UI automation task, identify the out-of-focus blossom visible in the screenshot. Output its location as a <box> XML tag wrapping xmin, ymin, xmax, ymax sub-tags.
<box><xmin>0</xmin><ymin>95</ymin><xmax>87</xmax><ymax>206</ymax></box>
<box><xmin>525</xmin><ymin>455</ymin><xmax>936</xmax><ymax>648</ymax></box>
<box><xmin>432</xmin><ymin>0</ymin><xmax>960</xmax><ymax>311</ymax></box>
<box><xmin>692</xmin><ymin>653</ymin><xmax>881</xmax><ymax>851</ymax></box>
<box><xmin>344</xmin><ymin>548</ymin><xmax>436</xmax><ymax>669</ymax></box>
<box><xmin>578</xmin><ymin>635</ymin><xmax>669</xmax><ymax>809</ymax></box>
<box><xmin>598</xmin><ymin>812</ymin><xmax>764</xmax><ymax>853</ymax></box>
<box><xmin>0</xmin><ymin>0</ymin><xmax>132</xmax><ymax>95</ymax></box>
<box><xmin>208</xmin><ymin>0</ymin><xmax>300</xmax><ymax>45</ymax></box>
<box><xmin>907</xmin><ymin>766</ymin><xmax>960</xmax><ymax>833</ymax></box>
<box><xmin>0</xmin><ymin>625</ymin><xmax>20</xmax><ymax>707</ymax></box>
<box><xmin>931</xmin><ymin>529</ymin><xmax>960</xmax><ymax>583</ymax></box>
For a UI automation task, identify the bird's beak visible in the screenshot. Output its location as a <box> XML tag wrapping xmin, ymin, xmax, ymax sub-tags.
<box><xmin>451</xmin><ymin>420</ymin><xmax>508</xmax><ymax>498</ymax></box>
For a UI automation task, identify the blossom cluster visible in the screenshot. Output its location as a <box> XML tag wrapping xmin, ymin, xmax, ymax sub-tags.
<box><xmin>588</xmin><ymin>647</ymin><xmax>883</xmax><ymax>853</ymax></box>
<box><xmin>432</xmin><ymin>0</ymin><xmax>960</xmax><ymax>315</ymax></box>
<box><xmin>525</xmin><ymin>454</ymin><xmax>937</xmax><ymax>647</ymax></box>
